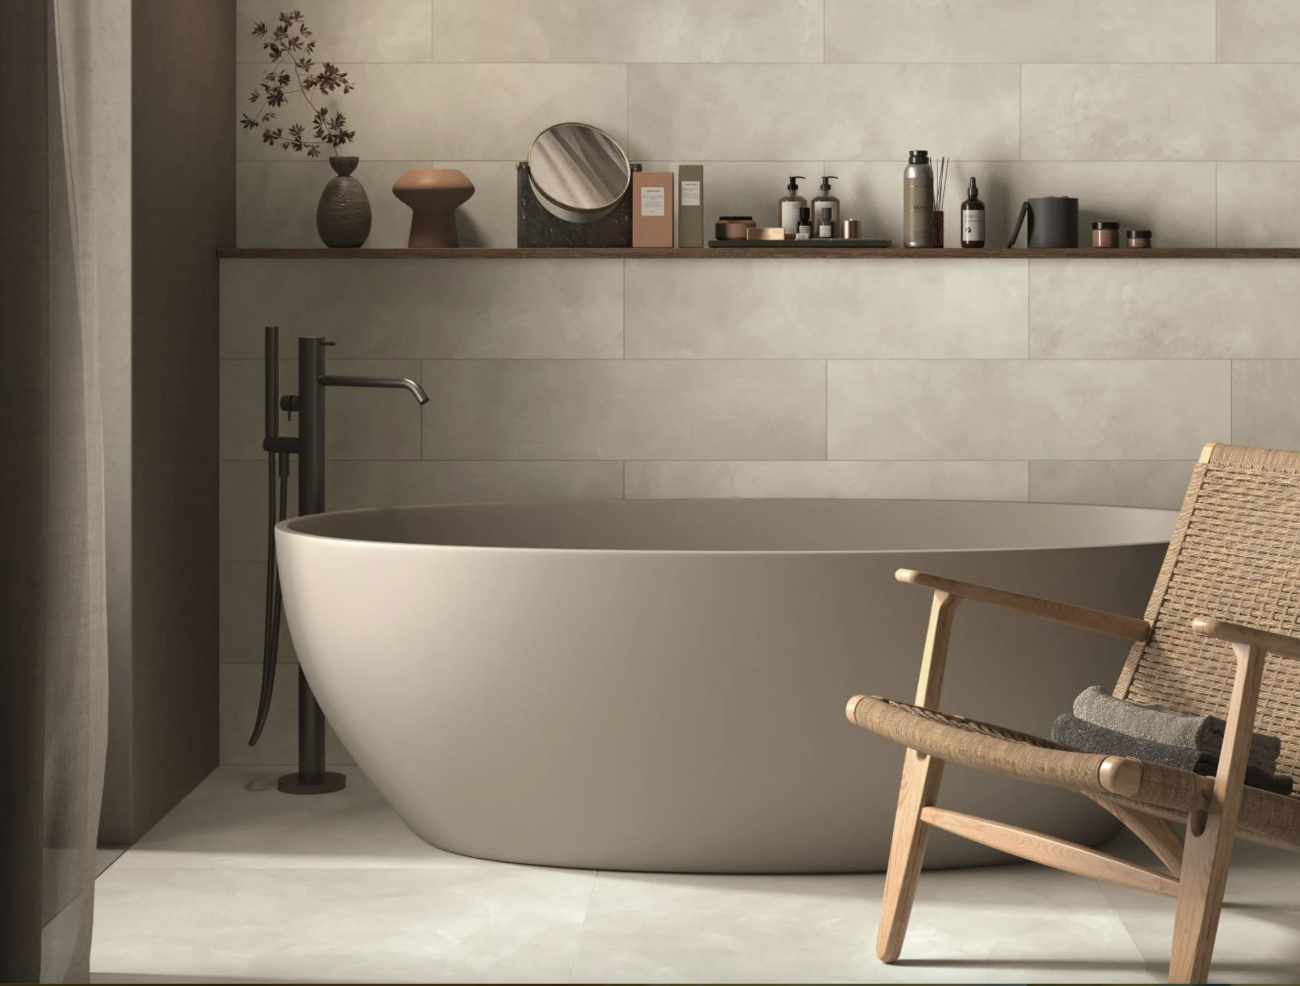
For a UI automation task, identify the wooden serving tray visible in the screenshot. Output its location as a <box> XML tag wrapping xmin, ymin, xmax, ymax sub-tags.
<box><xmin>708</xmin><ymin>238</ymin><xmax>893</xmax><ymax>249</ymax></box>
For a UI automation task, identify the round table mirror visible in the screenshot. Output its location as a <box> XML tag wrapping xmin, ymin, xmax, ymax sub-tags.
<box><xmin>528</xmin><ymin>123</ymin><xmax>631</xmax><ymax>224</ymax></box>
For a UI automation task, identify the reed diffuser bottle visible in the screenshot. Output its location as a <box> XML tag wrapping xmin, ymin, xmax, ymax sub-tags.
<box><xmin>903</xmin><ymin>151</ymin><xmax>934</xmax><ymax>248</ymax></box>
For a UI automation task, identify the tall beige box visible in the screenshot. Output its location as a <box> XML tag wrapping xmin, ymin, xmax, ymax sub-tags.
<box><xmin>678</xmin><ymin>165</ymin><xmax>703</xmax><ymax>248</ymax></box>
<box><xmin>632</xmin><ymin>172</ymin><xmax>674</xmax><ymax>248</ymax></box>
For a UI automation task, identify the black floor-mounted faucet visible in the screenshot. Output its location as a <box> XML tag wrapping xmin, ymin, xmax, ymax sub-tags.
<box><xmin>250</xmin><ymin>328</ymin><xmax>429</xmax><ymax>795</ymax></box>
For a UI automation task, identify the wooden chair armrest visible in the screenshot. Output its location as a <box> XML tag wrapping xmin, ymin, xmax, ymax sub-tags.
<box><xmin>1191</xmin><ymin>617</ymin><xmax>1300</xmax><ymax>660</ymax></box>
<box><xmin>895</xmin><ymin>569</ymin><xmax>1151</xmax><ymax>643</ymax></box>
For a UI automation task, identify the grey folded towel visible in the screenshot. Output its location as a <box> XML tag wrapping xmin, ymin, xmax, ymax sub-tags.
<box><xmin>1073</xmin><ymin>685</ymin><xmax>1281</xmax><ymax>772</ymax></box>
<box><xmin>1051</xmin><ymin>714</ymin><xmax>1293</xmax><ymax>797</ymax></box>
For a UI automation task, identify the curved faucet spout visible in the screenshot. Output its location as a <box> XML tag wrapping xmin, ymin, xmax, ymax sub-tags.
<box><xmin>319</xmin><ymin>374</ymin><xmax>430</xmax><ymax>405</ymax></box>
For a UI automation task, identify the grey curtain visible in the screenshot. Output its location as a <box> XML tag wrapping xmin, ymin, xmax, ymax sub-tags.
<box><xmin>1</xmin><ymin>0</ymin><xmax>111</xmax><ymax>981</ymax></box>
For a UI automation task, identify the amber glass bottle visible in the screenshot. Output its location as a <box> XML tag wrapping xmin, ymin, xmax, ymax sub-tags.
<box><xmin>960</xmin><ymin>177</ymin><xmax>985</xmax><ymax>249</ymax></box>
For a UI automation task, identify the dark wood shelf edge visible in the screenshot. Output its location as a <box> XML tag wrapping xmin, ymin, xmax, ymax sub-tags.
<box><xmin>218</xmin><ymin>247</ymin><xmax>1300</xmax><ymax>260</ymax></box>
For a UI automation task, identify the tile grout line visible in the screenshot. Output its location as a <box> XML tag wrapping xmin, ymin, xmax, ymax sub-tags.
<box><xmin>566</xmin><ymin>872</ymin><xmax>601</xmax><ymax>983</ymax></box>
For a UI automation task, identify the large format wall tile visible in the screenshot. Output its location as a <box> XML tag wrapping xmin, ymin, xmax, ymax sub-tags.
<box><xmin>828</xmin><ymin>360</ymin><xmax>1230</xmax><ymax>460</ymax></box>
<box><xmin>222</xmin><ymin>461</ymin><xmax>298</xmax><ymax>563</ymax></box>
<box><xmin>220</xmin><ymin>663</ymin><xmax>353</xmax><ymax>765</ymax></box>
<box><xmin>430</xmin><ymin>0</ymin><xmax>823</xmax><ymax>63</ymax></box>
<box><xmin>238</xmin><ymin>63</ymin><xmax>627</xmax><ymax>162</ymax></box>
<box><xmin>422</xmin><ymin>360</ymin><xmax>826</xmax><ymax>460</ymax></box>
<box><xmin>221</xmin><ymin>562</ymin><xmax>297</xmax><ymax>666</ymax></box>
<box><xmin>236</xmin><ymin>161</ymin><xmax>516</xmax><ymax>249</ymax></box>
<box><xmin>1021</xmin><ymin>65</ymin><xmax>1300</xmax><ymax>161</ymax></box>
<box><xmin>1218</xmin><ymin>0</ymin><xmax>1300</xmax><ymax>63</ymax></box>
<box><xmin>1029</xmin><ymin>461</ymin><xmax>1195</xmax><ymax>510</ymax></box>
<box><xmin>828</xmin><ymin>161</ymin><xmax>1216</xmax><ymax>249</ymax></box>
<box><xmin>625</xmin><ymin>258</ymin><xmax>1027</xmax><ymax>359</ymax></box>
<box><xmin>1232</xmin><ymin>362</ymin><xmax>1300</xmax><ymax>450</ymax></box>
<box><xmin>220</xmin><ymin>259</ymin><xmax>624</xmax><ymax>359</ymax></box>
<box><xmin>236</xmin><ymin>0</ymin><xmax>433</xmax><ymax>63</ymax></box>
<box><xmin>327</xmin><ymin>460</ymin><xmax>624</xmax><ymax>509</ymax></box>
<box><xmin>825</xmin><ymin>0</ymin><xmax>1214</xmax><ymax>64</ymax></box>
<box><xmin>1217</xmin><ymin>164</ymin><xmax>1300</xmax><ymax>248</ymax></box>
<box><xmin>625</xmin><ymin>460</ymin><xmax>1029</xmax><ymax>500</ymax></box>
<box><xmin>628</xmin><ymin>64</ymin><xmax>1019</xmax><ymax>162</ymax></box>
<box><xmin>220</xmin><ymin>359</ymin><xmax>424</xmax><ymax>460</ymax></box>
<box><xmin>1030</xmin><ymin>260</ymin><xmax>1300</xmax><ymax>358</ymax></box>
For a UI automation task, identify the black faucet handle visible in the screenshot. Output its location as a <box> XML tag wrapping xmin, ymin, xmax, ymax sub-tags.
<box><xmin>280</xmin><ymin>394</ymin><xmax>299</xmax><ymax>421</ymax></box>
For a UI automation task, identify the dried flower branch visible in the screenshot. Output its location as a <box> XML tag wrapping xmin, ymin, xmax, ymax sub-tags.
<box><xmin>239</xmin><ymin>10</ymin><xmax>355</xmax><ymax>158</ymax></box>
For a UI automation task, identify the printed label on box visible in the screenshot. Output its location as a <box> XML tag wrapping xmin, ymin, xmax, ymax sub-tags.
<box><xmin>680</xmin><ymin>180</ymin><xmax>701</xmax><ymax>207</ymax></box>
<box><xmin>640</xmin><ymin>186</ymin><xmax>665</xmax><ymax>217</ymax></box>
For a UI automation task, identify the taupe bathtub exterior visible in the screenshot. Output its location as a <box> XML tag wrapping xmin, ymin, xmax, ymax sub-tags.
<box><xmin>276</xmin><ymin>499</ymin><xmax>1175</xmax><ymax>873</ymax></box>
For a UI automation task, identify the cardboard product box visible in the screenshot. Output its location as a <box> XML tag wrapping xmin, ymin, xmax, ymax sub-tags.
<box><xmin>632</xmin><ymin>172</ymin><xmax>674</xmax><ymax>248</ymax></box>
<box><xmin>678</xmin><ymin>165</ymin><xmax>703</xmax><ymax>248</ymax></box>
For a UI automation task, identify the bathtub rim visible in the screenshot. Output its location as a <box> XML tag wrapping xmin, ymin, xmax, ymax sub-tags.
<box><xmin>275</xmin><ymin>498</ymin><xmax>1179</xmax><ymax>557</ymax></box>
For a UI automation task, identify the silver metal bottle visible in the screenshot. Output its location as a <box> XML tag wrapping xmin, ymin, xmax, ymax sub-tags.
<box><xmin>903</xmin><ymin>150</ymin><xmax>935</xmax><ymax>248</ymax></box>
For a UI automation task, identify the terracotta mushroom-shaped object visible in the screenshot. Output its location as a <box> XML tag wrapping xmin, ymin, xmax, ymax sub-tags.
<box><xmin>392</xmin><ymin>168</ymin><xmax>475</xmax><ymax>248</ymax></box>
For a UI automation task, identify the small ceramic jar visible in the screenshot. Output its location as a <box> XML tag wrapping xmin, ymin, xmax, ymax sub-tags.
<box><xmin>1092</xmin><ymin>222</ymin><xmax>1120</xmax><ymax>248</ymax></box>
<box><xmin>1127</xmin><ymin>229</ymin><xmax>1153</xmax><ymax>249</ymax></box>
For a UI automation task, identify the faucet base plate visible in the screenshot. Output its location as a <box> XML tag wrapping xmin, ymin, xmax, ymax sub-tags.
<box><xmin>276</xmin><ymin>770</ymin><xmax>347</xmax><ymax>796</ymax></box>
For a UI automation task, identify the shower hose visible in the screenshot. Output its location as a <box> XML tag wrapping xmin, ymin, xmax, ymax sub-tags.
<box><xmin>248</xmin><ymin>446</ymin><xmax>290</xmax><ymax>744</ymax></box>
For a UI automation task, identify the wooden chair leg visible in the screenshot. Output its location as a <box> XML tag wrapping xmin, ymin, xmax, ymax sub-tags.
<box><xmin>1167</xmin><ymin>641</ymin><xmax>1263</xmax><ymax>984</ymax></box>
<box><xmin>877</xmin><ymin>589</ymin><xmax>961</xmax><ymax>964</ymax></box>
<box><xmin>877</xmin><ymin>749</ymin><xmax>944</xmax><ymax>962</ymax></box>
<box><xmin>1168</xmin><ymin>813</ymin><xmax>1235</xmax><ymax>984</ymax></box>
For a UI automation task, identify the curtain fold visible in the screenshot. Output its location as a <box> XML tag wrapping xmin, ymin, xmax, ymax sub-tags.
<box><xmin>2</xmin><ymin>0</ymin><xmax>111</xmax><ymax>981</ymax></box>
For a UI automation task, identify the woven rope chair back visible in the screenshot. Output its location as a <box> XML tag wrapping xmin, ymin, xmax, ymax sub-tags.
<box><xmin>1115</xmin><ymin>444</ymin><xmax>1300</xmax><ymax>788</ymax></box>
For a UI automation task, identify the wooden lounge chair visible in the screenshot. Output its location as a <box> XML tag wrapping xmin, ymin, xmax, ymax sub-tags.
<box><xmin>847</xmin><ymin>443</ymin><xmax>1300</xmax><ymax>984</ymax></box>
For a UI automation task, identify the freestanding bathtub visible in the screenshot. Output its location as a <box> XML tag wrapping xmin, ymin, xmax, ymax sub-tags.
<box><xmin>276</xmin><ymin>499</ymin><xmax>1176</xmax><ymax>873</ymax></box>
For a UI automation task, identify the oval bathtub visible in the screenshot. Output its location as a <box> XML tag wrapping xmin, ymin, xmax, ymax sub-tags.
<box><xmin>276</xmin><ymin>499</ymin><xmax>1175</xmax><ymax>873</ymax></box>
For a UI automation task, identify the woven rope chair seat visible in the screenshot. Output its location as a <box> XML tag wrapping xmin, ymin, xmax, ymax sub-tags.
<box><xmin>850</xmin><ymin>695</ymin><xmax>1300</xmax><ymax>849</ymax></box>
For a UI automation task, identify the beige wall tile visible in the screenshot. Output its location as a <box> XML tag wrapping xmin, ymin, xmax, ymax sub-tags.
<box><xmin>1217</xmin><ymin>164</ymin><xmax>1300</xmax><ymax>248</ymax></box>
<box><xmin>828</xmin><ymin>360</ymin><xmax>1230</xmax><ymax>460</ymax></box>
<box><xmin>1021</xmin><ymin>65</ymin><xmax>1300</xmax><ymax>161</ymax></box>
<box><xmin>221</xmin><ymin>561</ymin><xmax>298</xmax><ymax>665</ymax></box>
<box><xmin>220</xmin><ymin>663</ymin><xmax>353</xmax><ymax>765</ymax></box>
<box><xmin>1218</xmin><ymin>0</ymin><xmax>1300</xmax><ymax>62</ymax></box>
<box><xmin>238</xmin><ymin>63</ymin><xmax>627</xmax><ymax>162</ymax></box>
<box><xmin>828</xmin><ymin>161</ymin><xmax>1216</xmax><ymax>250</ymax></box>
<box><xmin>220</xmin><ymin>259</ymin><xmax>624</xmax><ymax>359</ymax></box>
<box><xmin>236</xmin><ymin>0</ymin><xmax>433</xmax><ymax>63</ymax></box>
<box><xmin>1029</xmin><ymin>461</ymin><xmax>1195</xmax><ymax>510</ymax></box>
<box><xmin>1232</xmin><ymin>361</ymin><xmax>1300</xmax><ymax>450</ymax></box>
<box><xmin>625</xmin><ymin>460</ymin><xmax>1029</xmax><ymax>500</ymax></box>
<box><xmin>628</xmin><ymin>64</ymin><xmax>1019</xmax><ymax>162</ymax></box>
<box><xmin>327</xmin><ymin>461</ymin><xmax>624</xmax><ymax>509</ymax></box>
<box><xmin>625</xmin><ymin>258</ymin><xmax>1027</xmax><ymax>358</ymax></box>
<box><xmin>222</xmin><ymin>460</ymin><xmax>297</xmax><ymax>563</ymax></box>
<box><xmin>220</xmin><ymin>359</ymin><xmax>424</xmax><ymax>460</ymax></box>
<box><xmin>1030</xmin><ymin>260</ymin><xmax>1300</xmax><ymax>358</ymax></box>
<box><xmin>430</xmin><ymin>0</ymin><xmax>823</xmax><ymax>63</ymax></box>
<box><xmin>826</xmin><ymin>0</ymin><xmax>1214</xmax><ymax>63</ymax></box>
<box><xmin>422</xmin><ymin>360</ymin><xmax>826</xmax><ymax>460</ymax></box>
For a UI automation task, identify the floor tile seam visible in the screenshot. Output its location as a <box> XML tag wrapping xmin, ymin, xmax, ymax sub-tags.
<box><xmin>566</xmin><ymin>870</ymin><xmax>602</xmax><ymax>983</ymax></box>
<box><xmin>1094</xmin><ymin>877</ymin><xmax>1166</xmax><ymax>983</ymax></box>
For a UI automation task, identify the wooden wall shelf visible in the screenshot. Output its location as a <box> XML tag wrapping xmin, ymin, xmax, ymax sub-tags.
<box><xmin>219</xmin><ymin>247</ymin><xmax>1300</xmax><ymax>260</ymax></box>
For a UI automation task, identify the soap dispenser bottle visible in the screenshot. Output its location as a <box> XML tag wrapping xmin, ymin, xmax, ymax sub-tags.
<box><xmin>810</xmin><ymin>176</ymin><xmax>840</xmax><ymax>238</ymax></box>
<box><xmin>960</xmin><ymin>177</ymin><xmax>985</xmax><ymax>248</ymax></box>
<box><xmin>903</xmin><ymin>150</ymin><xmax>934</xmax><ymax>248</ymax></box>
<box><xmin>779</xmin><ymin>176</ymin><xmax>807</xmax><ymax>238</ymax></box>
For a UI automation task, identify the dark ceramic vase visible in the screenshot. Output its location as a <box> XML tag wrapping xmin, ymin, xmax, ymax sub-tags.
<box><xmin>316</xmin><ymin>156</ymin><xmax>371</xmax><ymax>248</ymax></box>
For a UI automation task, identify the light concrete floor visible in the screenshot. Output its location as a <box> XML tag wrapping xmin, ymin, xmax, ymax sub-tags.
<box><xmin>90</xmin><ymin>766</ymin><xmax>1300</xmax><ymax>984</ymax></box>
